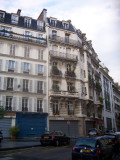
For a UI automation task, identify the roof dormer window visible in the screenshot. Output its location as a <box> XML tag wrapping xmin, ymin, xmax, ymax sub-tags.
<box><xmin>24</xmin><ymin>17</ymin><xmax>31</xmax><ymax>28</ymax></box>
<box><xmin>50</xmin><ymin>17</ymin><xmax>57</xmax><ymax>27</ymax></box>
<box><xmin>0</xmin><ymin>11</ymin><xmax>5</xmax><ymax>22</ymax></box>
<box><xmin>63</xmin><ymin>23</ymin><xmax>69</xmax><ymax>29</ymax></box>
<box><xmin>37</xmin><ymin>20</ymin><xmax>44</xmax><ymax>30</ymax></box>
<box><xmin>11</xmin><ymin>14</ymin><xmax>18</xmax><ymax>24</ymax></box>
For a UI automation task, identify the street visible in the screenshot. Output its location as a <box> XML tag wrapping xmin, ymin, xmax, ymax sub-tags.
<box><xmin>0</xmin><ymin>145</ymin><xmax>120</xmax><ymax>160</ymax></box>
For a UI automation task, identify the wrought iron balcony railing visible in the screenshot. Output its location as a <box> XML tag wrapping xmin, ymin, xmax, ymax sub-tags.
<box><xmin>49</xmin><ymin>50</ymin><xmax>78</xmax><ymax>62</ymax></box>
<box><xmin>65</xmin><ymin>71</ymin><xmax>76</xmax><ymax>78</ymax></box>
<box><xmin>0</xmin><ymin>30</ymin><xmax>47</xmax><ymax>46</ymax></box>
<box><xmin>49</xmin><ymin>35</ymin><xmax>82</xmax><ymax>47</ymax></box>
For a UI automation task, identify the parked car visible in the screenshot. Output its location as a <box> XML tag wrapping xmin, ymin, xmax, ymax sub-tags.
<box><xmin>0</xmin><ymin>130</ymin><xmax>3</xmax><ymax>143</ymax></box>
<box><xmin>40</xmin><ymin>131</ymin><xmax>70</xmax><ymax>146</ymax></box>
<box><xmin>72</xmin><ymin>136</ymin><xmax>113</xmax><ymax>160</ymax></box>
<box><xmin>88</xmin><ymin>128</ymin><xmax>102</xmax><ymax>136</ymax></box>
<box><xmin>104</xmin><ymin>133</ymin><xmax>120</xmax><ymax>153</ymax></box>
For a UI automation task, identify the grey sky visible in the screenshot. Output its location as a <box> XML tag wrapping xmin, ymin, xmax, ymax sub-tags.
<box><xmin>1</xmin><ymin>0</ymin><xmax>120</xmax><ymax>83</ymax></box>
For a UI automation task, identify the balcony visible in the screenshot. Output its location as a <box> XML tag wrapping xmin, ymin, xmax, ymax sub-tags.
<box><xmin>49</xmin><ymin>35</ymin><xmax>82</xmax><ymax>48</ymax></box>
<box><xmin>91</xmin><ymin>55</ymin><xmax>99</xmax><ymax>67</ymax></box>
<box><xmin>49</xmin><ymin>50</ymin><xmax>78</xmax><ymax>62</ymax></box>
<box><xmin>0</xmin><ymin>30</ymin><xmax>47</xmax><ymax>46</ymax></box>
<box><xmin>95</xmin><ymin>71</ymin><xmax>100</xmax><ymax>79</ymax></box>
<box><xmin>96</xmin><ymin>82</ymin><xmax>102</xmax><ymax>92</ymax></box>
<box><xmin>68</xmin><ymin>110</ymin><xmax>74</xmax><ymax>115</ymax></box>
<box><xmin>65</xmin><ymin>71</ymin><xmax>76</xmax><ymax>79</ymax></box>
<box><xmin>51</xmin><ymin>66</ymin><xmax>62</xmax><ymax>77</ymax></box>
<box><xmin>49</xmin><ymin>90</ymin><xmax>79</xmax><ymax>99</ymax></box>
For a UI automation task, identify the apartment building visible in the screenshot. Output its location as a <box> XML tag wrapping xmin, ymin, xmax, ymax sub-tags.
<box><xmin>100</xmin><ymin>64</ymin><xmax>116</xmax><ymax>131</ymax></box>
<box><xmin>113</xmin><ymin>83</ymin><xmax>120</xmax><ymax>131</ymax></box>
<box><xmin>0</xmin><ymin>9</ymin><xmax>48</xmax><ymax>137</ymax></box>
<box><xmin>77</xmin><ymin>30</ymin><xmax>103</xmax><ymax>134</ymax></box>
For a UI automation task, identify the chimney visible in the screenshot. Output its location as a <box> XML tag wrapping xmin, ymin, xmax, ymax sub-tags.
<box><xmin>17</xmin><ymin>9</ymin><xmax>21</xmax><ymax>16</ymax></box>
<box><xmin>67</xmin><ymin>20</ymin><xmax>71</xmax><ymax>23</ymax></box>
<box><xmin>37</xmin><ymin>8</ymin><xmax>47</xmax><ymax>22</ymax></box>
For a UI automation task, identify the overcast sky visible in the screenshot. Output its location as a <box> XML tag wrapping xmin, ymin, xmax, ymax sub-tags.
<box><xmin>1</xmin><ymin>0</ymin><xmax>120</xmax><ymax>84</ymax></box>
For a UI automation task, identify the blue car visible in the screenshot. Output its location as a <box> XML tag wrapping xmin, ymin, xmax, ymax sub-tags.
<box><xmin>72</xmin><ymin>136</ymin><xmax>113</xmax><ymax>160</ymax></box>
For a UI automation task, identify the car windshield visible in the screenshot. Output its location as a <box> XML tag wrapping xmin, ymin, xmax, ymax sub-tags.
<box><xmin>76</xmin><ymin>138</ymin><xmax>97</xmax><ymax>147</ymax></box>
<box><xmin>89</xmin><ymin>130</ymin><xmax>96</xmax><ymax>134</ymax></box>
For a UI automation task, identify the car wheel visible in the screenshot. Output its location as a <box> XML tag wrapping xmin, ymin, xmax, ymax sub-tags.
<box><xmin>56</xmin><ymin>140</ymin><xmax>59</xmax><ymax>146</ymax></box>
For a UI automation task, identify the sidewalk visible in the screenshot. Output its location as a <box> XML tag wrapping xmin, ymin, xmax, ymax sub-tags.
<box><xmin>0</xmin><ymin>138</ymin><xmax>41</xmax><ymax>151</ymax></box>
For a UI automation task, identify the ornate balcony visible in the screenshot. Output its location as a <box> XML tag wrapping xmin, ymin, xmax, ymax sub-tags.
<box><xmin>0</xmin><ymin>30</ymin><xmax>47</xmax><ymax>46</ymax></box>
<box><xmin>65</xmin><ymin>71</ymin><xmax>76</xmax><ymax>79</ymax></box>
<box><xmin>49</xmin><ymin>35</ymin><xmax>82</xmax><ymax>48</ymax></box>
<box><xmin>49</xmin><ymin>50</ymin><xmax>78</xmax><ymax>62</ymax></box>
<box><xmin>51</xmin><ymin>66</ymin><xmax>62</xmax><ymax>77</ymax></box>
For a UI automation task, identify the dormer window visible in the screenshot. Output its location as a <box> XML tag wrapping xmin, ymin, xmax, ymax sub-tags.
<box><xmin>50</xmin><ymin>17</ymin><xmax>57</xmax><ymax>27</ymax></box>
<box><xmin>11</xmin><ymin>14</ymin><xmax>18</xmax><ymax>24</ymax></box>
<box><xmin>24</xmin><ymin>17</ymin><xmax>31</xmax><ymax>28</ymax></box>
<box><xmin>0</xmin><ymin>11</ymin><xmax>5</xmax><ymax>22</ymax></box>
<box><xmin>37</xmin><ymin>20</ymin><xmax>44</xmax><ymax>30</ymax></box>
<box><xmin>63</xmin><ymin>23</ymin><xmax>69</xmax><ymax>29</ymax></box>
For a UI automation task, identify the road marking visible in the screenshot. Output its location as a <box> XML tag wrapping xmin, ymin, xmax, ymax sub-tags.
<box><xmin>43</xmin><ymin>145</ymin><xmax>68</xmax><ymax>151</ymax></box>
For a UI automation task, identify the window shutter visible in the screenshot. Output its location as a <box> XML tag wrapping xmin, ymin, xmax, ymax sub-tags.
<box><xmin>3</xmin><ymin>77</ymin><xmax>7</xmax><ymax>90</ymax></box>
<box><xmin>34</xmin><ymin>98</ymin><xmax>37</xmax><ymax>112</ymax></box>
<box><xmin>35</xmin><ymin>64</ymin><xmax>37</xmax><ymax>75</ymax></box>
<box><xmin>18</xmin><ymin>97</ymin><xmax>22</xmax><ymax>111</ymax></box>
<box><xmin>20</xmin><ymin>79</ymin><xmax>23</xmax><ymax>91</ymax></box>
<box><xmin>15</xmin><ymin>61</ymin><xmax>18</xmax><ymax>73</ymax></box>
<box><xmin>0</xmin><ymin>59</ymin><xmax>2</xmax><ymax>71</ymax></box>
<box><xmin>13</xmin><ymin>78</ymin><xmax>17</xmax><ymax>91</ymax></box>
<box><xmin>13</xmin><ymin>97</ymin><xmax>17</xmax><ymax>111</ymax></box>
<box><xmin>29</xmin><ymin>98</ymin><xmax>32</xmax><ymax>112</ymax></box>
<box><xmin>29</xmin><ymin>80</ymin><xmax>32</xmax><ymax>92</ymax></box>
<box><xmin>5</xmin><ymin>60</ymin><xmax>8</xmax><ymax>71</ymax></box>
<box><xmin>0</xmin><ymin>77</ymin><xmax>1</xmax><ymax>90</ymax></box>
<box><xmin>34</xmin><ymin>80</ymin><xmax>37</xmax><ymax>93</ymax></box>
<box><xmin>43</xmin><ymin>99</ymin><xmax>47</xmax><ymax>112</ymax></box>
<box><xmin>2</xmin><ymin>95</ymin><xmax>6</xmax><ymax>109</ymax></box>
<box><xmin>10</xmin><ymin>44</ymin><xmax>12</xmax><ymax>55</ymax></box>
<box><xmin>21</xmin><ymin>62</ymin><xmax>23</xmax><ymax>73</ymax></box>
<box><xmin>44</xmin><ymin>81</ymin><xmax>46</xmax><ymax>94</ymax></box>
<box><xmin>30</xmin><ymin>63</ymin><xmax>32</xmax><ymax>74</ymax></box>
<box><xmin>43</xmin><ymin>65</ymin><xmax>46</xmax><ymax>76</ymax></box>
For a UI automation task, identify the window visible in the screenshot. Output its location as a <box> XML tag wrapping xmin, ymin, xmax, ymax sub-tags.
<box><xmin>22</xmin><ymin>98</ymin><xmax>28</xmax><ymax>111</ymax></box>
<box><xmin>10</xmin><ymin>44</ymin><xmax>15</xmax><ymax>56</ymax></box>
<box><xmin>65</xmin><ymin>34</ymin><xmax>69</xmax><ymax>43</ymax></box>
<box><xmin>53</xmin><ymin>101</ymin><xmax>59</xmax><ymax>115</ymax></box>
<box><xmin>63</xmin><ymin>23</ymin><xmax>69</xmax><ymax>29</ymax></box>
<box><xmin>37</xmin><ymin>34</ymin><xmax>43</xmax><ymax>43</ymax></box>
<box><xmin>25</xmin><ymin>31</ymin><xmax>31</xmax><ymax>40</ymax></box>
<box><xmin>37</xmin><ymin>20</ymin><xmax>44</xmax><ymax>30</ymax></box>
<box><xmin>6</xmin><ymin>97</ymin><xmax>12</xmax><ymax>111</ymax></box>
<box><xmin>24</xmin><ymin>18</ymin><xmax>31</xmax><ymax>28</ymax></box>
<box><xmin>67</xmin><ymin>82</ymin><xmax>74</xmax><ymax>92</ymax></box>
<box><xmin>51</xmin><ymin>20</ymin><xmax>55</xmax><ymax>26</ymax></box>
<box><xmin>0</xmin><ymin>12</ymin><xmax>5</xmax><ymax>21</ymax></box>
<box><xmin>68</xmin><ymin>101</ymin><xmax>73</xmax><ymax>115</ymax></box>
<box><xmin>67</xmin><ymin>64</ymin><xmax>71</xmax><ymax>71</ymax></box>
<box><xmin>52</xmin><ymin>81</ymin><xmax>59</xmax><ymax>91</ymax></box>
<box><xmin>38</xmin><ymin>49</ymin><xmax>43</xmax><ymax>60</ymax></box>
<box><xmin>38</xmin><ymin>65</ymin><xmax>43</xmax><ymax>75</ymax></box>
<box><xmin>52</xmin><ymin>30</ymin><xmax>57</xmax><ymax>40</ymax></box>
<box><xmin>7</xmin><ymin>78</ymin><xmax>13</xmax><ymax>90</ymax></box>
<box><xmin>53</xmin><ymin>62</ymin><xmax>57</xmax><ymax>67</ymax></box>
<box><xmin>8</xmin><ymin>60</ymin><xmax>15</xmax><ymax>72</ymax></box>
<box><xmin>11</xmin><ymin>14</ymin><xmax>18</xmax><ymax>24</ymax></box>
<box><xmin>23</xmin><ymin>79</ymin><xmax>29</xmax><ymax>92</ymax></box>
<box><xmin>0</xmin><ymin>26</ymin><xmax>12</xmax><ymax>36</ymax></box>
<box><xmin>37</xmin><ymin>81</ymin><xmax>43</xmax><ymax>93</ymax></box>
<box><xmin>24</xmin><ymin>46</ymin><xmax>30</xmax><ymax>58</ymax></box>
<box><xmin>23</xmin><ymin>63</ymin><xmax>29</xmax><ymax>73</ymax></box>
<box><xmin>37</xmin><ymin>99</ymin><xmax>43</xmax><ymax>112</ymax></box>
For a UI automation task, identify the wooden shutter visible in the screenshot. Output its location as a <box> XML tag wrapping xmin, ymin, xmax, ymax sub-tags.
<box><xmin>18</xmin><ymin>97</ymin><xmax>22</xmax><ymax>111</ymax></box>
<box><xmin>29</xmin><ymin>98</ymin><xmax>32</xmax><ymax>112</ymax></box>
<box><xmin>29</xmin><ymin>80</ymin><xmax>32</xmax><ymax>92</ymax></box>
<box><xmin>34</xmin><ymin>98</ymin><xmax>37</xmax><ymax>112</ymax></box>
<box><xmin>13</xmin><ymin>97</ymin><xmax>17</xmax><ymax>111</ymax></box>
<box><xmin>44</xmin><ymin>81</ymin><xmax>46</xmax><ymax>94</ymax></box>
<box><xmin>13</xmin><ymin>78</ymin><xmax>17</xmax><ymax>91</ymax></box>
<box><xmin>3</xmin><ymin>77</ymin><xmax>7</xmax><ymax>90</ymax></box>
<box><xmin>0</xmin><ymin>59</ymin><xmax>2</xmax><ymax>71</ymax></box>
<box><xmin>14</xmin><ymin>61</ymin><xmax>18</xmax><ymax>73</ymax></box>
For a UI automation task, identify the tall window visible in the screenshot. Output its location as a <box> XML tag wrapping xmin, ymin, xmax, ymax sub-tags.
<box><xmin>24</xmin><ymin>46</ymin><xmax>30</xmax><ymax>58</ymax></box>
<box><xmin>6</xmin><ymin>97</ymin><xmax>12</xmax><ymax>111</ymax></box>
<box><xmin>68</xmin><ymin>101</ymin><xmax>73</xmax><ymax>115</ymax></box>
<box><xmin>53</xmin><ymin>101</ymin><xmax>59</xmax><ymax>115</ymax></box>
<box><xmin>67</xmin><ymin>64</ymin><xmax>71</xmax><ymax>72</ymax></box>
<box><xmin>63</xmin><ymin>23</ymin><xmax>69</xmax><ymax>29</ymax></box>
<box><xmin>37</xmin><ymin>81</ymin><xmax>43</xmax><ymax>93</ymax></box>
<box><xmin>22</xmin><ymin>98</ymin><xmax>28</xmax><ymax>111</ymax></box>
<box><xmin>67</xmin><ymin>82</ymin><xmax>74</xmax><ymax>92</ymax></box>
<box><xmin>52</xmin><ymin>30</ymin><xmax>57</xmax><ymax>40</ymax></box>
<box><xmin>37</xmin><ymin>99</ymin><xmax>43</xmax><ymax>112</ymax></box>
<box><xmin>23</xmin><ymin>79</ymin><xmax>29</xmax><ymax>92</ymax></box>
<box><xmin>38</xmin><ymin>49</ymin><xmax>43</xmax><ymax>60</ymax></box>
<box><xmin>25</xmin><ymin>31</ymin><xmax>31</xmax><ymax>40</ymax></box>
<box><xmin>37</xmin><ymin>20</ymin><xmax>44</xmax><ymax>30</ymax></box>
<box><xmin>24</xmin><ymin>18</ymin><xmax>31</xmax><ymax>27</ymax></box>
<box><xmin>38</xmin><ymin>65</ymin><xmax>43</xmax><ymax>74</ymax></box>
<box><xmin>8</xmin><ymin>60</ymin><xmax>15</xmax><ymax>72</ymax></box>
<box><xmin>51</xmin><ymin>20</ymin><xmax>55</xmax><ymax>26</ymax></box>
<box><xmin>10</xmin><ymin>44</ymin><xmax>15</xmax><ymax>56</ymax></box>
<box><xmin>11</xmin><ymin>14</ymin><xmax>18</xmax><ymax>24</ymax></box>
<box><xmin>7</xmin><ymin>78</ymin><xmax>13</xmax><ymax>90</ymax></box>
<box><xmin>23</xmin><ymin>63</ymin><xmax>29</xmax><ymax>73</ymax></box>
<box><xmin>65</xmin><ymin>34</ymin><xmax>69</xmax><ymax>43</ymax></box>
<box><xmin>0</xmin><ymin>12</ymin><xmax>5</xmax><ymax>21</ymax></box>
